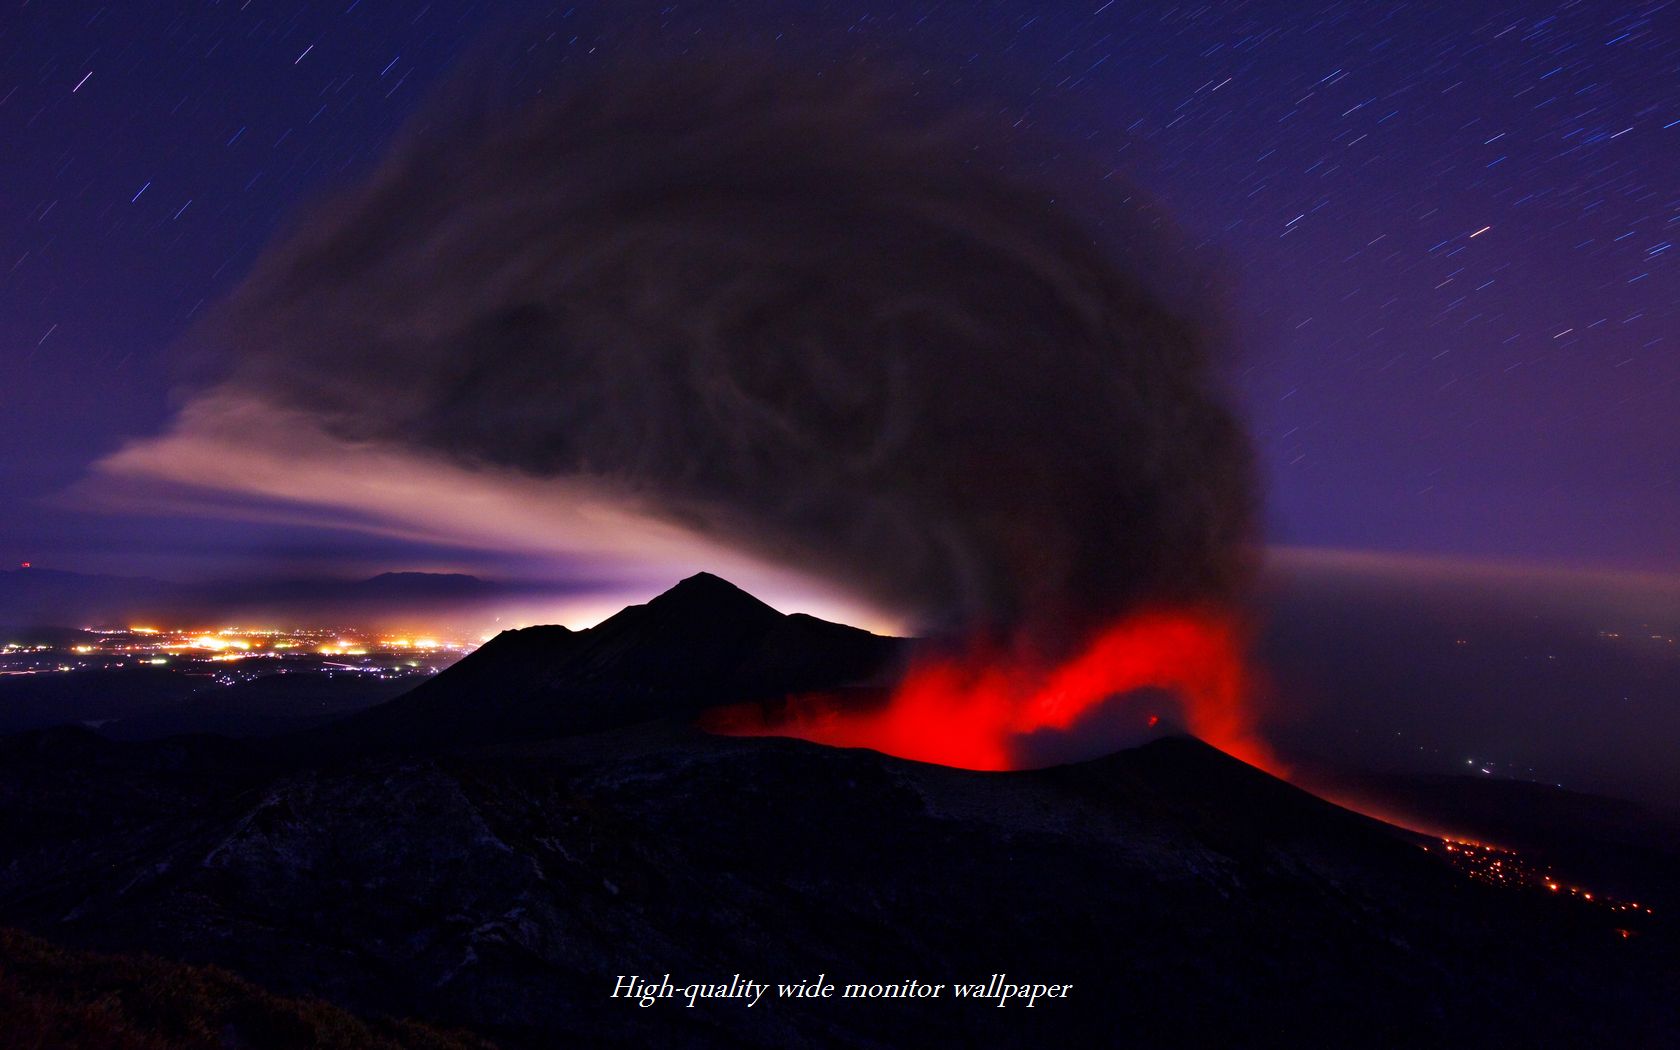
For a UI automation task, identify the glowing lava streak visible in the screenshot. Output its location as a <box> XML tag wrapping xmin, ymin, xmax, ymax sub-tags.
<box><xmin>707</xmin><ymin>606</ymin><xmax>1276</xmax><ymax>773</ymax></box>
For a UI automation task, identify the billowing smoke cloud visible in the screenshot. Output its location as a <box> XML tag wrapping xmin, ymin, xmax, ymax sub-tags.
<box><xmin>186</xmin><ymin>56</ymin><xmax>1254</xmax><ymax>651</ymax></box>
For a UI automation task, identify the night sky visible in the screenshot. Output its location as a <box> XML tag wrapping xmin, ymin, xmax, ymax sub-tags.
<box><xmin>5</xmin><ymin>1</ymin><xmax>1676</xmax><ymax>587</ymax></box>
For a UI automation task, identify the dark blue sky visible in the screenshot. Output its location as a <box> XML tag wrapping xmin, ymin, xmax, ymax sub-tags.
<box><xmin>4</xmin><ymin>1</ymin><xmax>1676</xmax><ymax>581</ymax></box>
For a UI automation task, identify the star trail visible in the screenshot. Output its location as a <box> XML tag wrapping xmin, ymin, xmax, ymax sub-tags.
<box><xmin>3</xmin><ymin>1</ymin><xmax>1675</xmax><ymax>579</ymax></box>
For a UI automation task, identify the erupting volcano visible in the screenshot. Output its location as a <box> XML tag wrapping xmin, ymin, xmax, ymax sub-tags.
<box><xmin>11</xmin><ymin>4</ymin><xmax>1676</xmax><ymax>1046</ymax></box>
<box><xmin>182</xmin><ymin>55</ymin><xmax>1260</xmax><ymax>721</ymax></box>
<box><xmin>708</xmin><ymin>604</ymin><xmax>1274</xmax><ymax>773</ymax></box>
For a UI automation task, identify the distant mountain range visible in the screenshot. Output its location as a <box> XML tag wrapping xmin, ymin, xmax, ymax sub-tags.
<box><xmin>0</xmin><ymin>567</ymin><xmax>551</xmax><ymax>627</ymax></box>
<box><xmin>0</xmin><ymin>572</ymin><xmax>1674</xmax><ymax>1047</ymax></box>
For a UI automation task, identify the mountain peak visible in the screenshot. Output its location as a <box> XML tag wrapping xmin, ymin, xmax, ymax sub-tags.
<box><xmin>646</xmin><ymin>572</ymin><xmax>780</xmax><ymax>620</ymax></box>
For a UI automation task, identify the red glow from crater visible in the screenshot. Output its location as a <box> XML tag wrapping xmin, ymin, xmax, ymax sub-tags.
<box><xmin>706</xmin><ymin>605</ymin><xmax>1277</xmax><ymax>773</ymax></box>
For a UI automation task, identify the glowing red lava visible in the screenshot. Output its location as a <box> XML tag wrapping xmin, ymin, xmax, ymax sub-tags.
<box><xmin>706</xmin><ymin>606</ymin><xmax>1277</xmax><ymax>773</ymax></box>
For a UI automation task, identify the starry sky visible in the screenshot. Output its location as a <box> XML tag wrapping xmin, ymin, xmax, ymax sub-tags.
<box><xmin>4</xmin><ymin>1</ymin><xmax>1676</xmax><ymax>586</ymax></box>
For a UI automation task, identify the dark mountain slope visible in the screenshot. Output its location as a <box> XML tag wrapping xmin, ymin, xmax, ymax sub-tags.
<box><xmin>0</xmin><ymin>724</ymin><xmax>1672</xmax><ymax>1048</ymax></box>
<box><xmin>1312</xmin><ymin>768</ymin><xmax>1680</xmax><ymax>907</ymax></box>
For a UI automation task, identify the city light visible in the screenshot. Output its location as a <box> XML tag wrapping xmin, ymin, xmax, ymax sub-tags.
<box><xmin>1</xmin><ymin>624</ymin><xmax>474</xmax><ymax>686</ymax></box>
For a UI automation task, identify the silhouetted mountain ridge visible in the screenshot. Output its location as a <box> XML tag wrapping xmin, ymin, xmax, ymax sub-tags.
<box><xmin>327</xmin><ymin>573</ymin><xmax>905</xmax><ymax>753</ymax></box>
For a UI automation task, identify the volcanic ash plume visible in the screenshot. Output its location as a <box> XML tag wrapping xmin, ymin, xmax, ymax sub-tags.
<box><xmin>189</xmin><ymin>57</ymin><xmax>1255</xmax><ymax>657</ymax></box>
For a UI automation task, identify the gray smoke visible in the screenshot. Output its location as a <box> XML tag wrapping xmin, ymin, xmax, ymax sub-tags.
<box><xmin>191</xmin><ymin>57</ymin><xmax>1255</xmax><ymax>651</ymax></box>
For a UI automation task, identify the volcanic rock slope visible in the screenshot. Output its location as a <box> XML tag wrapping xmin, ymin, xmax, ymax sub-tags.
<box><xmin>0</xmin><ymin>575</ymin><xmax>1674</xmax><ymax>1048</ymax></box>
